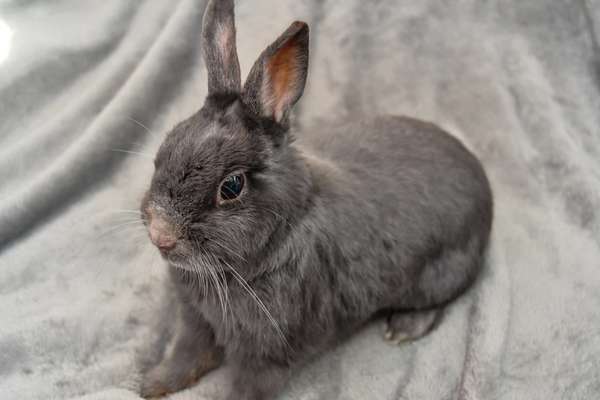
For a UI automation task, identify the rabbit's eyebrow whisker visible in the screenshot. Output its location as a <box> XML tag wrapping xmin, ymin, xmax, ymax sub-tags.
<box><xmin>127</xmin><ymin>116</ymin><xmax>158</xmax><ymax>138</ymax></box>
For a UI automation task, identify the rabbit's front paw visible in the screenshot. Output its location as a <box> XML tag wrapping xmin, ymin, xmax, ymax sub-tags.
<box><xmin>140</xmin><ymin>364</ymin><xmax>202</xmax><ymax>399</ymax></box>
<box><xmin>140</xmin><ymin>366</ymin><xmax>172</xmax><ymax>398</ymax></box>
<box><xmin>384</xmin><ymin>308</ymin><xmax>442</xmax><ymax>345</ymax></box>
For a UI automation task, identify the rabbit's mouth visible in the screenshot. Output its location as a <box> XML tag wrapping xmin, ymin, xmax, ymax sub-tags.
<box><xmin>160</xmin><ymin>245</ymin><xmax>186</xmax><ymax>261</ymax></box>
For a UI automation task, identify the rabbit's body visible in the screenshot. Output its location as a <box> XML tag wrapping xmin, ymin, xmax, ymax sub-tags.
<box><xmin>138</xmin><ymin>1</ymin><xmax>492</xmax><ymax>399</ymax></box>
<box><xmin>196</xmin><ymin>115</ymin><xmax>489</xmax><ymax>357</ymax></box>
<box><xmin>297</xmin><ymin>115</ymin><xmax>491</xmax><ymax>312</ymax></box>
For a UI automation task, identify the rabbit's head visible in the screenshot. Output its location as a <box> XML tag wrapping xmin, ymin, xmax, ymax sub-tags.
<box><xmin>141</xmin><ymin>0</ymin><xmax>310</xmax><ymax>275</ymax></box>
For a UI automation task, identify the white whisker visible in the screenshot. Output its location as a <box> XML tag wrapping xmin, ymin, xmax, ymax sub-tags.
<box><xmin>98</xmin><ymin>221</ymin><xmax>145</xmax><ymax>239</ymax></box>
<box><xmin>208</xmin><ymin>236</ymin><xmax>247</xmax><ymax>263</ymax></box>
<box><xmin>104</xmin><ymin>209</ymin><xmax>142</xmax><ymax>215</ymax></box>
<box><xmin>127</xmin><ymin>116</ymin><xmax>157</xmax><ymax>138</ymax></box>
<box><xmin>208</xmin><ymin>251</ymin><xmax>231</xmax><ymax>331</ymax></box>
<box><xmin>108</xmin><ymin>217</ymin><xmax>143</xmax><ymax>224</ymax></box>
<box><xmin>111</xmin><ymin>148</ymin><xmax>154</xmax><ymax>159</ymax></box>
<box><xmin>221</xmin><ymin>259</ymin><xmax>289</xmax><ymax>349</ymax></box>
<box><xmin>200</xmin><ymin>253</ymin><xmax>227</xmax><ymax>329</ymax></box>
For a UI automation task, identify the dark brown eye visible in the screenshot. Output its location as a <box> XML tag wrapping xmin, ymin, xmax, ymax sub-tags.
<box><xmin>219</xmin><ymin>173</ymin><xmax>245</xmax><ymax>202</ymax></box>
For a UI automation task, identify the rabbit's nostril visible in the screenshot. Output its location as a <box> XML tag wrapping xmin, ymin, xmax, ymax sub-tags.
<box><xmin>149</xmin><ymin>217</ymin><xmax>177</xmax><ymax>252</ymax></box>
<box><xmin>155</xmin><ymin>235</ymin><xmax>176</xmax><ymax>251</ymax></box>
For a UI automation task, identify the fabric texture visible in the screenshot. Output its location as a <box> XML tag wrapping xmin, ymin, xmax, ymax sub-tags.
<box><xmin>1</xmin><ymin>0</ymin><xmax>600</xmax><ymax>399</ymax></box>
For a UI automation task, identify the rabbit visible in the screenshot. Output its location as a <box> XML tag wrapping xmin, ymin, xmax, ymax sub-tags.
<box><xmin>138</xmin><ymin>0</ymin><xmax>493</xmax><ymax>399</ymax></box>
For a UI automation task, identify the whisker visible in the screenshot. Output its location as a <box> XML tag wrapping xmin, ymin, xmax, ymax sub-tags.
<box><xmin>127</xmin><ymin>116</ymin><xmax>157</xmax><ymax>138</ymax></box>
<box><xmin>192</xmin><ymin>261</ymin><xmax>204</xmax><ymax>294</ymax></box>
<box><xmin>210</xmin><ymin>257</ymin><xmax>229</xmax><ymax>330</ymax></box>
<box><xmin>199</xmin><ymin>252</ymin><xmax>227</xmax><ymax>329</ymax></box>
<box><xmin>207</xmin><ymin>251</ymin><xmax>231</xmax><ymax>331</ymax></box>
<box><xmin>98</xmin><ymin>221</ymin><xmax>145</xmax><ymax>239</ymax></box>
<box><xmin>197</xmin><ymin>261</ymin><xmax>208</xmax><ymax>296</ymax></box>
<box><xmin>106</xmin><ymin>217</ymin><xmax>143</xmax><ymax>224</ymax></box>
<box><xmin>189</xmin><ymin>258</ymin><xmax>201</xmax><ymax>293</ymax></box>
<box><xmin>103</xmin><ymin>220</ymin><xmax>143</xmax><ymax>230</ymax></box>
<box><xmin>208</xmin><ymin>237</ymin><xmax>247</xmax><ymax>263</ymax></box>
<box><xmin>111</xmin><ymin>148</ymin><xmax>154</xmax><ymax>159</ymax></box>
<box><xmin>221</xmin><ymin>263</ymin><xmax>231</xmax><ymax>328</ymax></box>
<box><xmin>104</xmin><ymin>209</ymin><xmax>142</xmax><ymax>215</ymax></box>
<box><xmin>221</xmin><ymin>259</ymin><xmax>289</xmax><ymax>349</ymax></box>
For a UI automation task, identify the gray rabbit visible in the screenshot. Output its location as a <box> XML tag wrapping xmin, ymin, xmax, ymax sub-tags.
<box><xmin>138</xmin><ymin>0</ymin><xmax>493</xmax><ymax>399</ymax></box>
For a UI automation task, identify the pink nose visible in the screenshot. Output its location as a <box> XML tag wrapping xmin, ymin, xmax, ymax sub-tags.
<box><xmin>149</xmin><ymin>218</ymin><xmax>177</xmax><ymax>252</ymax></box>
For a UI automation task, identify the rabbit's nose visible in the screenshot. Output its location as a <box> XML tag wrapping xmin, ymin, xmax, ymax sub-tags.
<box><xmin>149</xmin><ymin>217</ymin><xmax>177</xmax><ymax>252</ymax></box>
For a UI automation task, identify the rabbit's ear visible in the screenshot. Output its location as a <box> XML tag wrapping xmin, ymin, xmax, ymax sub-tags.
<box><xmin>242</xmin><ymin>21</ymin><xmax>309</xmax><ymax>124</ymax></box>
<box><xmin>202</xmin><ymin>0</ymin><xmax>241</xmax><ymax>94</ymax></box>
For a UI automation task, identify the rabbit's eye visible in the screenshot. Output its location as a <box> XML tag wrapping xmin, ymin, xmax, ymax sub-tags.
<box><xmin>219</xmin><ymin>173</ymin><xmax>245</xmax><ymax>203</ymax></box>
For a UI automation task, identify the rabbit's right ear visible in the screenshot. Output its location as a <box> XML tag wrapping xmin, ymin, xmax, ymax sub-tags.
<box><xmin>242</xmin><ymin>21</ymin><xmax>309</xmax><ymax>124</ymax></box>
<box><xmin>201</xmin><ymin>0</ymin><xmax>241</xmax><ymax>94</ymax></box>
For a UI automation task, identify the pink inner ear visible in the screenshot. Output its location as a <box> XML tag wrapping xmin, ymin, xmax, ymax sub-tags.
<box><xmin>216</xmin><ymin>20</ymin><xmax>234</xmax><ymax>64</ymax></box>
<box><xmin>265</xmin><ymin>39</ymin><xmax>301</xmax><ymax>122</ymax></box>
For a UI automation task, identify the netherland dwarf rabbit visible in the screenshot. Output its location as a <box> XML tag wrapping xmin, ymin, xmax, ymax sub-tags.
<box><xmin>138</xmin><ymin>0</ymin><xmax>493</xmax><ymax>399</ymax></box>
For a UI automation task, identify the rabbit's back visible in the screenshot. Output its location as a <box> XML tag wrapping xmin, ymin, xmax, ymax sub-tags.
<box><xmin>298</xmin><ymin>115</ymin><xmax>491</xmax><ymax>223</ymax></box>
<box><xmin>295</xmin><ymin>115</ymin><xmax>493</xmax><ymax>309</ymax></box>
<box><xmin>300</xmin><ymin>116</ymin><xmax>487</xmax><ymax>192</ymax></box>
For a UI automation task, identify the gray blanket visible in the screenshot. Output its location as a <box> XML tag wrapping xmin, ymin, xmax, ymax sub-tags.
<box><xmin>1</xmin><ymin>1</ymin><xmax>600</xmax><ymax>399</ymax></box>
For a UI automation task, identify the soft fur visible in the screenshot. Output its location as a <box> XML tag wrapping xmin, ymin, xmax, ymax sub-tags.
<box><xmin>139</xmin><ymin>1</ymin><xmax>493</xmax><ymax>399</ymax></box>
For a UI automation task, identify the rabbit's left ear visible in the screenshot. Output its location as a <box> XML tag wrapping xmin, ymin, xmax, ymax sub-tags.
<box><xmin>243</xmin><ymin>21</ymin><xmax>309</xmax><ymax>124</ymax></box>
<box><xmin>202</xmin><ymin>0</ymin><xmax>241</xmax><ymax>94</ymax></box>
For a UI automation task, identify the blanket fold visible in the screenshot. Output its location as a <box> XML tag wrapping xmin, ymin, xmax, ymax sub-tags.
<box><xmin>1</xmin><ymin>1</ymin><xmax>599</xmax><ymax>399</ymax></box>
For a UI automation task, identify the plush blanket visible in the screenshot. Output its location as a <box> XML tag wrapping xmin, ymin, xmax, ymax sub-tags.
<box><xmin>1</xmin><ymin>0</ymin><xmax>600</xmax><ymax>399</ymax></box>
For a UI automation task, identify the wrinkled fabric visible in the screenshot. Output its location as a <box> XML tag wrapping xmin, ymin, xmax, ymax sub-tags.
<box><xmin>1</xmin><ymin>1</ymin><xmax>599</xmax><ymax>399</ymax></box>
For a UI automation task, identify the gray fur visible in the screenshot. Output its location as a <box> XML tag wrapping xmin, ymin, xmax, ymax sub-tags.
<box><xmin>201</xmin><ymin>0</ymin><xmax>241</xmax><ymax>94</ymax></box>
<box><xmin>139</xmin><ymin>1</ymin><xmax>493</xmax><ymax>399</ymax></box>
